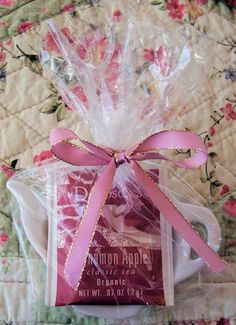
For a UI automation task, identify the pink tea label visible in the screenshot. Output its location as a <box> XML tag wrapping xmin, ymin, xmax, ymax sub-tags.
<box><xmin>55</xmin><ymin>169</ymin><xmax>165</xmax><ymax>305</ymax></box>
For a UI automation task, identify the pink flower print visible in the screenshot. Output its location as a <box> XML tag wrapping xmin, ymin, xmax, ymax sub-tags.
<box><xmin>143</xmin><ymin>46</ymin><xmax>171</xmax><ymax>76</ymax></box>
<box><xmin>0</xmin><ymin>0</ymin><xmax>13</xmax><ymax>7</ymax></box>
<box><xmin>0</xmin><ymin>233</ymin><xmax>8</xmax><ymax>246</ymax></box>
<box><xmin>17</xmin><ymin>21</ymin><xmax>34</xmax><ymax>33</ymax></box>
<box><xmin>76</xmin><ymin>31</ymin><xmax>122</xmax><ymax>96</ymax></box>
<box><xmin>0</xmin><ymin>51</ymin><xmax>6</xmax><ymax>62</ymax></box>
<box><xmin>75</xmin><ymin>30</ymin><xmax>107</xmax><ymax>60</ymax></box>
<box><xmin>104</xmin><ymin>43</ymin><xmax>122</xmax><ymax>93</ymax></box>
<box><xmin>0</xmin><ymin>164</ymin><xmax>15</xmax><ymax>178</ymax></box>
<box><xmin>154</xmin><ymin>46</ymin><xmax>170</xmax><ymax>75</ymax></box>
<box><xmin>33</xmin><ymin>150</ymin><xmax>53</xmax><ymax>165</ymax></box>
<box><xmin>112</xmin><ymin>9</ymin><xmax>122</xmax><ymax>22</ymax></box>
<box><xmin>4</xmin><ymin>39</ymin><xmax>12</xmax><ymax>46</ymax></box>
<box><xmin>103</xmin><ymin>41</ymin><xmax>121</xmax><ymax>64</ymax></box>
<box><xmin>221</xmin><ymin>103</ymin><xmax>236</xmax><ymax>120</ymax></box>
<box><xmin>220</xmin><ymin>184</ymin><xmax>230</xmax><ymax>196</ymax></box>
<box><xmin>223</xmin><ymin>199</ymin><xmax>236</xmax><ymax>217</ymax></box>
<box><xmin>43</xmin><ymin>31</ymin><xmax>60</xmax><ymax>53</ymax></box>
<box><xmin>62</xmin><ymin>30</ymin><xmax>121</xmax><ymax>102</ymax></box>
<box><xmin>166</xmin><ymin>0</ymin><xmax>185</xmax><ymax>20</ymax></box>
<box><xmin>209</xmin><ymin>127</ymin><xmax>216</xmax><ymax>136</ymax></box>
<box><xmin>43</xmin><ymin>27</ymin><xmax>75</xmax><ymax>54</ymax></box>
<box><xmin>84</xmin><ymin>30</ymin><xmax>106</xmax><ymax>51</ymax></box>
<box><xmin>62</xmin><ymin>86</ymin><xmax>88</xmax><ymax>111</ymax></box>
<box><xmin>61</xmin><ymin>27</ymin><xmax>76</xmax><ymax>44</ymax></box>
<box><xmin>143</xmin><ymin>49</ymin><xmax>155</xmax><ymax>62</ymax></box>
<box><xmin>76</xmin><ymin>44</ymin><xmax>87</xmax><ymax>60</ymax></box>
<box><xmin>62</xmin><ymin>3</ymin><xmax>75</xmax><ymax>13</ymax></box>
<box><xmin>207</xmin><ymin>141</ymin><xmax>213</xmax><ymax>148</ymax></box>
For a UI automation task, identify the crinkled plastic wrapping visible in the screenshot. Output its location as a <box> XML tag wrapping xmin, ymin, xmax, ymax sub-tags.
<box><xmin>7</xmin><ymin>159</ymin><xmax>222</xmax><ymax>312</ymax></box>
<box><xmin>7</xmin><ymin>2</ymin><xmax>223</xmax><ymax>319</ymax></box>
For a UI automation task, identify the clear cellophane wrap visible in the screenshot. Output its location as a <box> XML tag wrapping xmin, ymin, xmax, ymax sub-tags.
<box><xmin>7</xmin><ymin>1</ymin><xmax>224</xmax><ymax>318</ymax></box>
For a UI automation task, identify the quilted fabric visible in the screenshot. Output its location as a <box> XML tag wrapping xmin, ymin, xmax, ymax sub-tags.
<box><xmin>0</xmin><ymin>0</ymin><xmax>95</xmax><ymax>40</ymax></box>
<box><xmin>0</xmin><ymin>0</ymin><xmax>236</xmax><ymax>324</ymax></box>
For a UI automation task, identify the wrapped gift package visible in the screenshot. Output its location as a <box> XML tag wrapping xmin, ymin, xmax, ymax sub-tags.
<box><xmin>7</xmin><ymin>3</ymin><xmax>226</xmax><ymax>319</ymax></box>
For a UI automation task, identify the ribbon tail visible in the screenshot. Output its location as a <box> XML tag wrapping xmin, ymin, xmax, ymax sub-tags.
<box><xmin>130</xmin><ymin>160</ymin><xmax>227</xmax><ymax>273</ymax></box>
<box><xmin>64</xmin><ymin>159</ymin><xmax>117</xmax><ymax>289</ymax></box>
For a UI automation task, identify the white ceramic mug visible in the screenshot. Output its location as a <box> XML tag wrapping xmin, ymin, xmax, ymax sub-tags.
<box><xmin>7</xmin><ymin>178</ymin><xmax>221</xmax><ymax>319</ymax></box>
<box><xmin>173</xmin><ymin>199</ymin><xmax>221</xmax><ymax>284</ymax></box>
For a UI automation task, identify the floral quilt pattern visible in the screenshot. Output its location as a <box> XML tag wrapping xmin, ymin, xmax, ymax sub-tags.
<box><xmin>0</xmin><ymin>0</ymin><xmax>236</xmax><ymax>324</ymax></box>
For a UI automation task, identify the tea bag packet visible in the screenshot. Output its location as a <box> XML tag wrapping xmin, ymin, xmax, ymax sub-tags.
<box><xmin>7</xmin><ymin>5</ymin><xmax>226</xmax><ymax>313</ymax></box>
<box><xmin>46</xmin><ymin>164</ymin><xmax>169</xmax><ymax>306</ymax></box>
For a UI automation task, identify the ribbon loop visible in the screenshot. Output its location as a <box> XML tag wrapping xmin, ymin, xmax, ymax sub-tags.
<box><xmin>50</xmin><ymin>128</ymin><xmax>227</xmax><ymax>290</ymax></box>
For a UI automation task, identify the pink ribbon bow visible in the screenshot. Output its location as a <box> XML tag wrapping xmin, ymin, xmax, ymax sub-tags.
<box><xmin>50</xmin><ymin>128</ymin><xmax>227</xmax><ymax>290</ymax></box>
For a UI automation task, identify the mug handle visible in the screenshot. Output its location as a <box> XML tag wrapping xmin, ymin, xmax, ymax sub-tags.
<box><xmin>173</xmin><ymin>201</ymin><xmax>221</xmax><ymax>284</ymax></box>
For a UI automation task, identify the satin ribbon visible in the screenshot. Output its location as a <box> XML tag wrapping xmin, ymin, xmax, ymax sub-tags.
<box><xmin>50</xmin><ymin>128</ymin><xmax>227</xmax><ymax>289</ymax></box>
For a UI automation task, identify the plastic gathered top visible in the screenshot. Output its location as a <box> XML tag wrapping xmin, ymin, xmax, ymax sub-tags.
<box><xmin>40</xmin><ymin>5</ymin><xmax>213</xmax><ymax>149</ymax></box>
<box><xmin>6</xmin><ymin>4</ymin><xmax>224</xmax><ymax>317</ymax></box>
